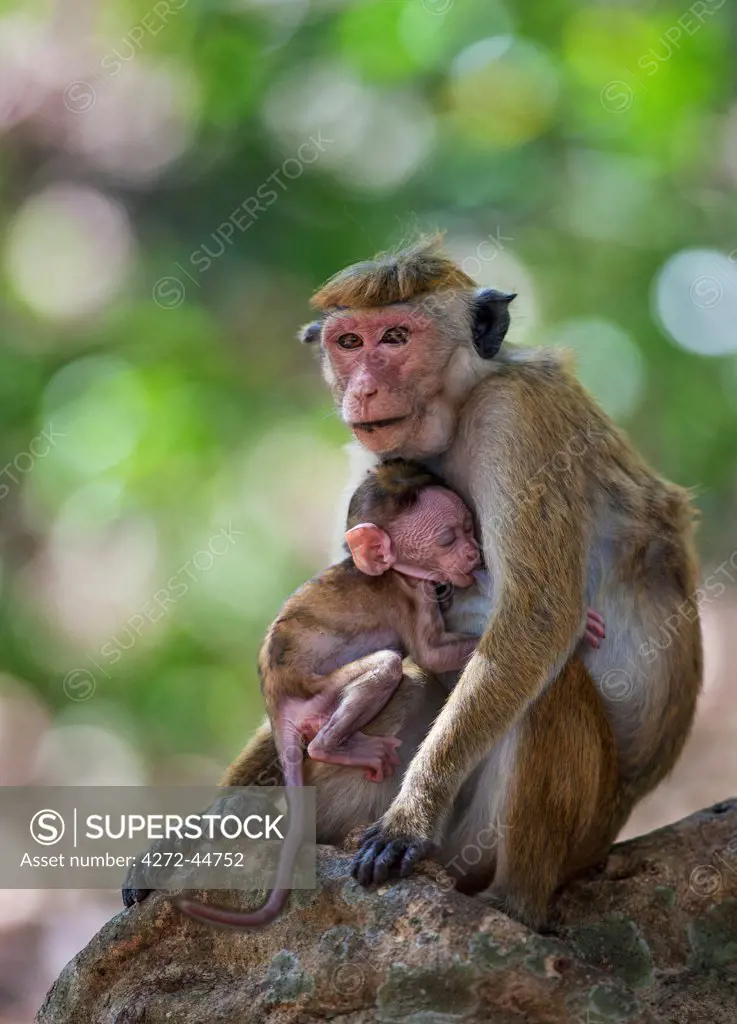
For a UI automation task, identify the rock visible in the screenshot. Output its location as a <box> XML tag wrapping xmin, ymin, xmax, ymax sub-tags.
<box><xmin>36</xmin><ymin>801</ymin><xmax>737</xmax><ymax>1024</ymax></box>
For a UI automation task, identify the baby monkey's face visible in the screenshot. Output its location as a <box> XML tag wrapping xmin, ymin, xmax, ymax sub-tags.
<box><xmin>390</xmin><ymin>486</ymin><xmax>481</xmax><ymax>587</ymax></box>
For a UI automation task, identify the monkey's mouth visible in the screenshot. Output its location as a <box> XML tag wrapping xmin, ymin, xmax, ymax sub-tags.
<box><xmin>351</xmin><ymin>416</ymin><xmax>408</xmax><ymax>434</ymax></box>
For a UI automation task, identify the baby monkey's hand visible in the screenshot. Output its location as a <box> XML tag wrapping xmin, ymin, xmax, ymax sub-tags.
<box><xmin>584</xmin><ymin>610</ymin><xmax>606</xmax><ymax>649</ymax></box>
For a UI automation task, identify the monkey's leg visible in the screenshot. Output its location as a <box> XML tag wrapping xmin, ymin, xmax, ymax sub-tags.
<box><xmin>307</xmin><ymin>648</ymin><xmax>402</xmax><ymax>741</ymax></box>
<box><xmin>479</xmin><ymin>657</ymin><xmax>619</xmax><ymax>931</ymax></box>
<box><xmin>309</xmin><ymin>731</ymin><xmax>402</xmax><ymax>782</ymax></box>
<box><xmin>308</xmin><ymin>663</ymin><xmax>448</xmax><ymax>846</ymax></box>
<box><xmin>306</xmin><ymin>651</ymin><xmax>404</xmax><ymax>781</ymax></box>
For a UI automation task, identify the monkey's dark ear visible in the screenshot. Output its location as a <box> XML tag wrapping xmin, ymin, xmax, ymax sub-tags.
<box><xmin>299</xmin><ymin>320</ymin><xmax>322</xmax><ymax>344</ymax></box>
<box><xmin>470</xmin><ymin>289</ymin><xmax>516</xmax><ymax>359</ymax></box>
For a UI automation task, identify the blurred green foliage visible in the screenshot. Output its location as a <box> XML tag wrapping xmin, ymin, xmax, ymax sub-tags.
<box><xmin>0</xmin><ymin>0</ymin><xmax>735</xmax><ymax>777</ymax></box>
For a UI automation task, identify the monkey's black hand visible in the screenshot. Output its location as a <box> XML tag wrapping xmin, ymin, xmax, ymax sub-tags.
<box><xmin>122</xmin><ymin>886</ymin><xmax>151</xmax><ymax>908</ymax></box>
<box><xmin>351</xmin><ymin>822</ymin><xmax>434</xmax><ymax>887</ymax></box>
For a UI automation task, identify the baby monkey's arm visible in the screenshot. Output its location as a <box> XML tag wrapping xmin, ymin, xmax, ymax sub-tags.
<box><xmin>410</xmin><ymin>599</ymin><xmax>604</xmax><ymax>675</ymax></box>
<box><xmin>409</xmin><ymin>594</ymin><xmax>478</xmax><ymax>674</ymax></box>
<box><xmin>584</xmin><ymin>610</ymin><xmax>606</xmax><ymax>649</ymax></box>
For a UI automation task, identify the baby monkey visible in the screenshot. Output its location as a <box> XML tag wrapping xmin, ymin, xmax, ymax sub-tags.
<box><xmin>174</xmin><ymin>460</ymin><xmax>482</xmax><ymax>928</ymax></box>
<box><xmin>174</xmin><ymin>460</ymin><xmax>606</xmax><ymax>928</ymax></box>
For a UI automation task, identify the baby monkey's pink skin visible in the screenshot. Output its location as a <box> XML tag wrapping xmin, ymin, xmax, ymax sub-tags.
<box><xmin>295</xmin><ymin>486</ymin><xmax>485</xmax><ymax>783</ymax></box>
<box><xmin>174</xmin><ymin>481</ymin><xmax>607</xmax><ymax>929</ymax></box>
<box><xmin>174</xmin><ymin>484</ymin><xmax>482</xmax><ymax>930</ymax></box>
<box><xmin>348</xmin><ymin>486</ymin><xmax>481</xmax><ymax>589</ymax></box>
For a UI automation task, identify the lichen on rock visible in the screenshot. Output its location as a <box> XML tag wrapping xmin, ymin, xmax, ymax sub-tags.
<box><xmin>35</xmin><ymin>800</ymin><xmax>737</xmax><ymax>1024</ymax></box>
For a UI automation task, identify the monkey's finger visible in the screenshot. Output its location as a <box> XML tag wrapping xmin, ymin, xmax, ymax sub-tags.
<box><xmin>584</xmin><ymin>630</ymin><xmax>601</xmax><ymax>648</ymax></box>
<box><xmin>360</xmin><ymin>823</ymin><xmax>383</xmax><ymax>844</ymax></box>
<box><xmin>352</xmin><ymin>841</ymin><xmax>386</xmax><ymax>886</ymax></box>
<box><xmin>400</xmin><ymin>841</ymin><xmax>433</xmax><ymax>878</ymax></box>
<box><xmin>372</xmin><ymin>840</ymin><xmax>407</xmax><ymax>885</ymax></box>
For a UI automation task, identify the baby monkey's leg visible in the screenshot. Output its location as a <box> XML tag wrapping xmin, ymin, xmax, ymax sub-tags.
<box><xmin>309</xmin><ymin>732</ymin><xmax>403</xmax><ymax>783</ymax></box>
<box><xmin>307</xmin><ymin>651</ymin><xmax>404</xmax><ymax>782</ymax></box>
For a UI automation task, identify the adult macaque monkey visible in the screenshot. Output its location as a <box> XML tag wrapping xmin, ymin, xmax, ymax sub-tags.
<box><xmin>298</xmin><ymin>234</ymin><xmax>702</xmax><ymax>928</ymax></box>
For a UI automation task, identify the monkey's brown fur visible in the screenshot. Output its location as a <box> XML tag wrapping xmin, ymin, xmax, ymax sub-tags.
<box><xmin>221</xmin><ymin>663</ymin><xmax>448</xmax><ymax>847</ymax></box>
<box><xmin>346</xmin><ymin>457</ymin><xmax>444</xmax><ymax>530</ymax></box>
<box><xmin>304</xmin><ymin>235</ymin><xmax>701</xmax><ymax>929</ymax></box>
<box><xmin>258</xmin><ymin>457</ymin><xmax>474</xmax><ymax>705</ymax></box>
<box><xmin>160</xmin><ymin>236</ymin><xmax>701</xmax><ymax>933</ymax></box>
<box><xmin>223</xmin><ymin>654</ymin><xmax>619</xmax><ymax>924</ymax></box>
<box><xmin>220</xmin><ymin>724</ymin><xmax>282</xmax><ymax>788</ymax></box>
<box><xmin>311</xmin><ymin>234</ymin><xmax>475</xmax><ymax>311</ymax></box>
<box><xmin>217</xmin><ymin>447</ymin><xmax>623</xmax><ymax>928</ymax></box>
<box><xmin>487</xmin><ymin>657</ymin><xmax>619</xmax><ymax>923</ymax></box>
<box><xmin>173</xmin><ymin>461</ymin><xmax>480</xmax><ymax>928</ymax></box>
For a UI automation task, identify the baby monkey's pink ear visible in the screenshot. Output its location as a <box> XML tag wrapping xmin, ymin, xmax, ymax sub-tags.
<box><xmin>345</xmin><ymin>523</ymin><xmax>395</xmax><ymax>576</ymax></box>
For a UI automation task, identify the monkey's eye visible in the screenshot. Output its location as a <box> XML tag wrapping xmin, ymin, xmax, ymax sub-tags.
<box><xmin>337</xmin><ymin>333</ymin><xmax>363</xmax><ymax>350</ymax></box>
<box><xmin>436</xmin><ymin>530</ymin><xmax>456</xmax><ymax>549</ymax></box>
<box><xmin>381</xmin><ymin>326</ymin><xmax>409</xmax><ymax>345</ymax></box>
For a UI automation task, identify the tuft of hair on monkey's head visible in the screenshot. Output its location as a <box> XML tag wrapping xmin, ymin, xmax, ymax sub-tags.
<box><xmin>345</xmin><ymin>458</ymin><xmax>447</xmax><ymax>533</ymax></box>
<box><xmin>310</xmin><ymin>234</ymin><xmax>477</xmax><ymax>312</ymax></box>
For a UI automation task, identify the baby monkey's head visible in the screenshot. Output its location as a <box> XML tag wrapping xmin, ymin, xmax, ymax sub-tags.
<box><xmin>345</xmin><ymin>459</ymin><xmax>481</xmax><ymax>588</ymax></box>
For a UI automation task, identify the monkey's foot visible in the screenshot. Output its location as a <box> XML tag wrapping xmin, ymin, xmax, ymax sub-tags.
<box><xmin>351</xmin><ymin>822</ymin><xmax>435</xmax><ymax>887</ymax></box>
<box><xmin>477</xmin><ymin>886</ymin><xmax>548</xmax><ymax>933</ymax></box>
<box><xmin>309</xmin><ymin>733</ymin><xmax>401</xmax><ymax>782</ymax></box>
<box><xmin>361</xmin><ymin>735</ymin><xmax>403</xmax><ymax>782</ymax></box>
<box><xmin>122</xmin><ymin>887</ymin><xmax>151</xmax><ymax>908</ymax></box>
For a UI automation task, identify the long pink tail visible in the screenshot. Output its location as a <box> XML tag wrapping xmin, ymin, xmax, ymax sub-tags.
<box><xmin>173</xmin><ymin>724</ymin><xmax>307</xmax><ymax>929</ymax></box>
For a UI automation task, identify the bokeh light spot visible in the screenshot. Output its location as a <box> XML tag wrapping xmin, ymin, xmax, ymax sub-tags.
<box><xmin>264</xmin><ymin>63</ymin><xmax>436</xmax><ymax>191</ymax></box>
<box><xmin>654</xmin><ymin>250</ymin><xmax>737</xmax><ymax>356</ymax></box>
<box><xmin>42</xmin><ymin>357</ymin><xmax>149</xmax><ymax>475</ymax></box>
<box><xmin>68</xmin><ymin>61</ymin><xmax>200</xmax><ymax>185</ymax></box>
<box><xmin>449</xmin><ymin>36</ymin><xmax>559</xmax><ymax>149</ymax></box>
<box><xmin>399</xmin><ymin>0</ymin><xmax>513</xmax><ymax>71</ymax></box>
<box><xmin>34</xmin><ymin>724</ymin><xmax>145</xmax><ymax>785</ymax></box>
<box><xmin>5</xmin><ymin>186</ymin><xmax>134</xmax><ymax>322</ymax></box>
<box><xmin>561</xmin><ymin>149</ymin><xmax>658</xmax><ymax>244</ymax></box>
<box><xmin>544</xmin><ymin>318</ymin><xmax>646</xmax><ymax>420</ymax></box>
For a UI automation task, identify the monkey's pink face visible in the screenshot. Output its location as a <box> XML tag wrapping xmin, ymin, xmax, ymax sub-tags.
<box><xmin>322</xmin><ymin>307</ymin><xmax>453</xmax><ymax>456</ymax></box>
<box><xmin>391</xmin><ymin>487</ymin><xmax>481</xmax><ymax>587</ymax></box>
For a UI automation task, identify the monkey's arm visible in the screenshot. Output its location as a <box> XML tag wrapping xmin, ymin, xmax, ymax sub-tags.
<box><xmin>354</xmin><ymin>396</ymin><xmax>590</xmax><ymax>881</ymax></box>
<box><xmin>409</xmin><ymin>596</ymin><xmax>478</xmax><ymax>674</ymax></box>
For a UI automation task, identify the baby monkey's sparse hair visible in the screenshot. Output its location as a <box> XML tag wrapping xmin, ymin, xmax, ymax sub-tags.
<box><xmin>310</xmin><ymin>234</ymin><xmax>477</xmax><ymax>312</ymax></box>
<box><xmin>346</xmin><ymin>458</ymin><xmax>446</xmax><ymax>536</ymax></box>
